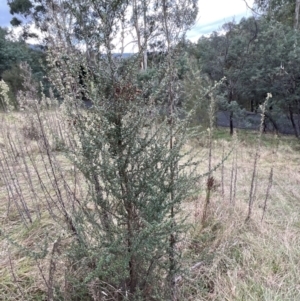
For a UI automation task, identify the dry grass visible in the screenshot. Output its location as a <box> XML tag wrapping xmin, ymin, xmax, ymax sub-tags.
<box><xmin>0</xmin><ymin>109</ymin><xmax>84</xmax><ymax>300</ymax></box>
<box><xmin>179</xmin><ymin>130</ymin><xmax>300</xmax><ymax>300</ymax></box>
<box><xmin>1</xmin><ymin>109</ymin><xmax>300</xmax><ymax>300</ymax></box>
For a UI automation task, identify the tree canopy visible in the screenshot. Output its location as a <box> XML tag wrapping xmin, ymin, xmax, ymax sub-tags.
<box><xmin>0</xmin><ymin>27</ymin><xmax>48</xmax><ymax>108</ymax></box>
<box><xmin>188</xmin><ymin>16</ymin><xmax>300</xmax><ymax>136</ymax></box>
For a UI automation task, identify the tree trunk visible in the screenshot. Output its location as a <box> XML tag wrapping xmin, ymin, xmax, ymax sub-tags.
<box><xmin>133</xmin><ymin>0</ymin><xmax>143</xmax><ymax>69</ymax></box>
<box><xmin>264</xmin><ymin>112</ymin><xmax>279</xmax><ymax>135</ymax></box>
<box><xmin>295</xmin><ymin>0</ymin><xmax>300</xmax><ymax>30</ymax></box>
<box><xmin>251</xmin><ymin>99</ymin><xmax>254</xmax><ymax>112</ymax></box>
<box><xmin>229</xmin><ymin>87</ymin><xmax>234</xmax><ymax>135</ymax></box>
<box><xmin>230</xmin><ymin>111</ymin><xmax>234</xmax><ymax>135</ymax></box>
<box><xmin>289</xmin><ymin>105</ymin><xmax>299</xmax><ymax>137</ymax></box>
<box><xmin>297</xmin><ymin>100</ymin><xmax>300</xmax><ymax>131</ymax></box>
<box><xmin>143</xmin><ymin>0</ymin><xmax>148</xmax><ymax>70</ymax></box>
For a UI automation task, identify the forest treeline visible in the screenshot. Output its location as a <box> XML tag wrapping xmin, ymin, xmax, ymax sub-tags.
<box><xmin>0</xmin><ymin>28</ymin><xmax>48</xmax><ymax>109</ymax></box>
<box><xmin>1</xmin><ymin>0</ymin><xmax>300</xmax><ymax>136</ymax></box>
<box><xmin>187</xmin><ymin>16</ymin><xmax>300</xmax><ymax>136</ymax></box>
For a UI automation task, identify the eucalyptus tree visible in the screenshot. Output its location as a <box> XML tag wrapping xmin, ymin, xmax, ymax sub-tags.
<box><xmin>0</xmin><ymin>27</ymin><xmax>47</xmax><ymax>108</ymax></box>
<box><xmin>131</xmin><ymin>0</ymin><xmax>154</xmax><ymax>70</ymax></box>
<box><xmin>236</xmin><ymin>17</ymin><xmax>300</xmax><ymax>136</ymax></box>
<box><xmin>190</xmin><ymin>13</ymin><xmax>300</xmax><ymax>135</ymax></box>
<box><xmin>253</xmin><ymin>0</ymin><xmax>300</xmax><ymax>29</ymax></box>
<box><xmin>0</xmin><ymin>27</ymin><xmax>28</xmax><ymax>76</ymax></box>
<box><xmin>194</xmin><ymin>18</ymin><xmax>258</xmax><ymax>134</ymax></box>
<box><xmin>255</xmin><ymin>19</ymin><xmax>300</xmax><ymax>136</ymax></box>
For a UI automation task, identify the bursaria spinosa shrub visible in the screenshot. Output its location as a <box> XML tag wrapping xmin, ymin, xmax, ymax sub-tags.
<box><xmin>2</xmin><ymin>0</ymin><xmax>200</xmax><ymax>300</ymax></box>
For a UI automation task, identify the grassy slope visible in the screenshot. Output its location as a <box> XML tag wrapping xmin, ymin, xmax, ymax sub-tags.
<box><xmin>0</xmin><ymin>112</ymin><xmax>300</xmax><ymax>300</ymax></box>
<box><xmin>180</xmin><ymin>129</ymin><xmax>300</xmax><ymax>300</ymax></box>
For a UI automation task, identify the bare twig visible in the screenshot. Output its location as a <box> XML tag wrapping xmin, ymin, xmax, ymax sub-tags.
<box><xmin>246</xmin><ymin>93</ymin><xmax>272</xmax><ymax>222</ymax></box>
<box><xmin>261</xmin><ymin>167</ymin><xmax>273</xmax><ymax>222</ymax></box>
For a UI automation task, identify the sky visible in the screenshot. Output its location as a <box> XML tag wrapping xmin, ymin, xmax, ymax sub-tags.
<box><xmin>187</xmin><ymin>0</ymin><xmax>254</xmax><ymax>41</ymax></box>
<box><xmin>0</xmin><ymin>0</ymin><xmax>254</xmax><ymax>42</ymax></box>
<box><xmin>0</xmin><ymin>1</ymin><xmax>11</xmax><ymax>27</ymax></box>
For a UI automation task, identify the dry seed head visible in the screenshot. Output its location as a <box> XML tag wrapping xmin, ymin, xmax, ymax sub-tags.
<box><xmin>207</xmin><ymin>176</ymin><xmax>215</xmax><ymax>190</ymax></box>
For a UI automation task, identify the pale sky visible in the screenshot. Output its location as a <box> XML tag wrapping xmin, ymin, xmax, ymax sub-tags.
<box><xmin>0</xmin><ymin>0</ymin><xmax>254</xmax><ymax>43</ymax></box>
<box><xmin>187</xmin><ymin>0</ymin><xmax>254</xmax><ymax>41</ymax></box>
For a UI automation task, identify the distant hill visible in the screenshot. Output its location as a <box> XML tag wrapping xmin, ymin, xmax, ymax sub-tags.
<box><xmin>27</xmin><ymin>44</ymin><xmax>134</xmax><ymax>59</ymax></box>
<box><xmin>27</xmin><ymin>44</ymin><xmax>45</xmax><ymax>52</ymax></box>
<box><xmin>112</xmin><ymin>53</ymin><xmax>134</xmax><ymax>58</ymax></box>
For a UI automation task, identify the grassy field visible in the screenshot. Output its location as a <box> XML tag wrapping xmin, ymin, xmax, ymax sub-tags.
<box><xmin>0</xmin><ymin>110</ymin><xmax>300</xmax><ymax>300</ymax></box>
<box><xmin>180</xmin><ymin>129</ymin><xmax>300</xmax><ymax>300</ymax></box>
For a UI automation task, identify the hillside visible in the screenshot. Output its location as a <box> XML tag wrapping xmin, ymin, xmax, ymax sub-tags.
<box><xmin>0</xmin><ymin>110</ymin><xmax>299</xmax><ymax>300</ymax></box>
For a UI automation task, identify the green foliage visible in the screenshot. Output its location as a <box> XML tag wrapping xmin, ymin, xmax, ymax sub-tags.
<box><xmin>183</xmin><ymin>58</ymin><xmax>213</xmax><ymax>128</ymax></box>
<box><xmin>189</xmin><ymin>18</ymin><xmax>259</xmax><ymax>133</ymax></box>
<box><xmin>0</xmin><ymin>28</ymin><xmax>27</xmax><ymax>75</ymax></box>
<box><xmin>254</xmin><ymin>0</ymin><xmax>295</xmax><ymax>27</ymax></box>
<box><xmin>51</xmin><ymin>47</ymin><xmax>201</xmax><ymax>298</ymax></box>
<box><xmin>0</xmin><ymin>27</ymin><xmax>48</xmax><ymax>109</ymax></box>
<box><xmin>8</xmin><ymin>0</ymin><xmax>33</xmax><ymax>15</ymax></box>
<box><xmin>188</xmin><ymin>16</ymin><xmax>300</xmax><ymax>136</ymax></box>
<box><xmin>22</xmin><ymin>0</ymin><xmax>200</xmax><ymax>299</ymax></box>
<box><xmin>8</xmin><ymin>0</ymin><xmax>42</xmax><ymax>30</ymax></box>
<box><xmin>2</xmin><ymin>65</ymin><xmax>25</xmax><ymax>108</ymax></box>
